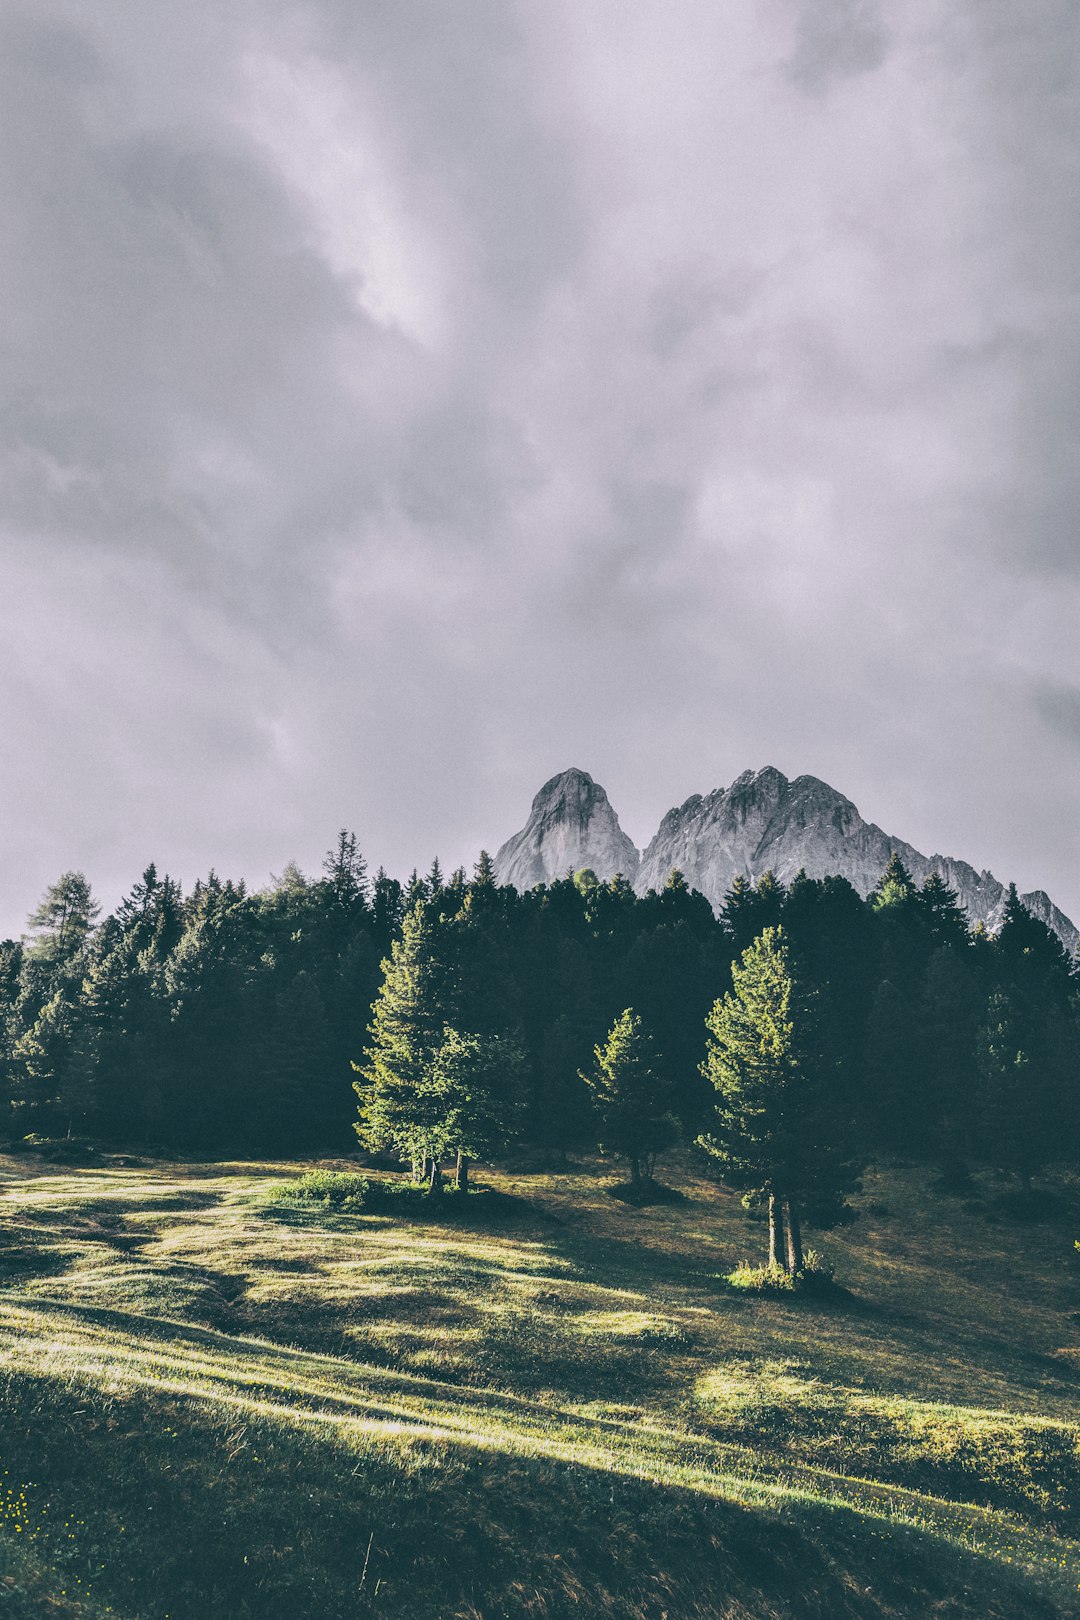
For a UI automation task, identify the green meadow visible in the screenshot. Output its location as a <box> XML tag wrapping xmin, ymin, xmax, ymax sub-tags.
<box><xmin>0</xmin><ymin>1149</ymin><xmax>1078</xmax><ymax>1618</ymax></box>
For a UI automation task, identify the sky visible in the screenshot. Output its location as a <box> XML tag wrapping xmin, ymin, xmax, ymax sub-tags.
<box><xmin>2</xmin><ymin>0</ymin><xmax>1080</xmax><ymax>937</ymax></box>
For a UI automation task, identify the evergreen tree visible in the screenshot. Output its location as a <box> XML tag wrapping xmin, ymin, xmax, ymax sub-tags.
<box><xmin>534</xmin><ymin>1012</ymin><xmax>594</xmax><ymax>1161</ymax></box>
<box><xmin>11</xmin><ymin>987</ymin><xmax>81</xmax><ymax>1135</ymax></box>
<box><xmin>321</xmin><ymin>830</ymin><xmax>370</xmax><ymax>920</ymax></box>
<box><xmin>977</xmin><ymin>988</ymin><xmax>1058</xmax><ymax>1192</ymax></box>
<box><xmin>430</xmin><ymin>1027</ymin><xmax>527</xmax><ymax>1189</ymax></box>
<box><xmin>918</xmin><ymin>873</ymin><xmax>969</xmax><ymax>955</ymax></box>
<box><xmin>700</xmin><ymin>927</ymin><xmax>858</xmax><ymax>1272</ymax></box>
<box><xmin>24</xmin><ymin>873</ymin><xmax>100</xmax><ymax>966</ymax></box>
<box><xmin>863</xmin><ymin>977</ymin><xmax>922</xmax><ymax>1151</ymax></box>
<box><xmin>721</xmin><ymin>872</ymin><xmax>785</xmax><ymax>956</ymax></box>
<box><xmin>919</xmin><ymin>946</ymin><xmax>980</xmax><ymax>1178</ymax></box>
<box><xmin>354</xmin><ymin>902</ymin><xmax>456</xmax><ymax>1174</ymax></box>
<box><xmin>583</xmin><ymin>1010</ymin><xmax>678</xmax><ymax>1188</ymax></box>
<box><xmin>473</xmin><ymin>850</ymin><xmax>497</xmax><ymax>889</ymax></box>
<box><xmin>370</xmin><ymin>868</ymin><xmax>404</xmax><ymax>953</ymax></box>
<box><xmin>260</xmin><ymin>969</ymin><xmax>333</xmax><ymax>1152</ymax></box>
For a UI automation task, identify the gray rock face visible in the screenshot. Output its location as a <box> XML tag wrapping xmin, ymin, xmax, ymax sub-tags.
<box><xmin>637</xmin><ymin>766</ymin><xmax>1079</xmax><ymax>955</ymax></box>
<box><xmin>495</xmin><ymin>764</ymin><xmax>1079</xmax><ymax>955</ymax></box>
<box><xmin>494</xmin><ymin>768</ymin><xmax>640</xmax><ymax>889</ymax></box>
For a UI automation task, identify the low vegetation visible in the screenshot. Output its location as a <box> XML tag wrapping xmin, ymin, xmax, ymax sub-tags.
<box><xmin>0</xmin><ymin>1149</ymin><xmax>1077</xmax><ymax>1617</ymax></box>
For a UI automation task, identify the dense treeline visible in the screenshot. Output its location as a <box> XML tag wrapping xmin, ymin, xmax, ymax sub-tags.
<box><xmin>0</xmin><ymin>843</ymin><xmax>1077</xmax><ymax>1207</ymax></box>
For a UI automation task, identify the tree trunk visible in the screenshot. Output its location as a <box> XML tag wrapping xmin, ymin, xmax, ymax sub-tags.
<box><xmin>629</xmin><ymin>1155</ymin><xmax>641</xmax><ymax>1188</ymax></box>
<box><xmin>768</xmin><ymin>1192</ymin><xmax>784</xmax><ymax>1269</ymax></box>
<box><xmin>783</xmin><ymin>1198</ymin><xmax>803</xmax><ymax>1275</ymax></box>
<box><xmin>456</xmin><ymin>1150</ymin><xmax>469</xmax><ymax>1193</ymax></box>
<box><xmin>428</xmin><ymin>1158</ymin><xmax>443</xmax><ymax>1196</ymax></box>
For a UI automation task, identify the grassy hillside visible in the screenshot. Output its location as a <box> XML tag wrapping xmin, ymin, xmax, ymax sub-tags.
<box><xmin>0</xmin><ymin>1148</ymin><xmax>1077</xmax><ymax>1619</ymax></box>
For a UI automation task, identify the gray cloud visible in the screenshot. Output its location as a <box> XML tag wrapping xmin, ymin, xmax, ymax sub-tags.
<box><xmin>1</xmin><ymin>1</ymin><xmax>1079</xmax><ymax>935</ymax></box>
<box><xmin>786</xmin><ymin>0</ymin><xmax>890</xmax><ymax>92</ymax></box>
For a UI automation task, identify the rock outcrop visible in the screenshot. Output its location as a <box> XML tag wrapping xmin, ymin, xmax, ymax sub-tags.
<box><xmin>495</xmin><ymin>764</ymin><xmax>1079</xmax><ymax>955</ymax></box>
<box><xmin>493</xmin><ymin>768</ymin><xmax>640</xmax><ymax>889</ymax></box>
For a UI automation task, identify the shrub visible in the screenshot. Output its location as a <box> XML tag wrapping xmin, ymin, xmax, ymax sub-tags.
<box><xmin>274</xmin><ymin>1170</ymin><xmax>391</xmax><ymax>1213</ymax></box>
<box><xmin>725</xmin><ymin>1260</ymin><xmax>795</xmax><ymax>1294</ymax></box>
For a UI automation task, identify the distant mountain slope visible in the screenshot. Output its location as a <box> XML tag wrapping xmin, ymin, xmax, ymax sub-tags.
<box><xmin>493</xmin><ymin>767</ymin><xmax>640</xmax><ymax>889</ymax></box>
<box><xmin>495</xmin><ymin>765</ymin><xmax>1079</xmax><ymax>954</ymax></box>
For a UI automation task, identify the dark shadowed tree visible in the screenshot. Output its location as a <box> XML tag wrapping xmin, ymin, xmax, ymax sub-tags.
<box><xmin>583</xmin><ymin>1009</ymin><xmax>679</xmax><ymax>1188</ymax></box>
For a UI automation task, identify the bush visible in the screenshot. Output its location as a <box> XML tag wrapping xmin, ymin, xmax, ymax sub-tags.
<box><xmin>724</xmin><ymin>1251</ymin><xmax>838</xmax><ymax>1296</ymax></box>
<box><xmin>725</xmin><ymin>1260</ymin><xmax>795</xmax><ymax>1294</ymax></box>
<box><xmin>274</xmin><ymin>1170</ymin><xmax>392</xmax><ymax>1213</ymax></box>
<box><xmin>797</xmin><ymin>1247</ymin><xmax>838</xmax><ymax>1294</ymax></box>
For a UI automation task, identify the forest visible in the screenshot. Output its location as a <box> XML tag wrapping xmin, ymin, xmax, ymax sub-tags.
<box><xmin>1</xmin><ymin>839</ymin><xmax>1077</xmax><ymax>1264</ymax></box>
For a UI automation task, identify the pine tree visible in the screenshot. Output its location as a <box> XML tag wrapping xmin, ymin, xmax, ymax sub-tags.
<box><xmin>863</xmin><ymin>977</ymin><xmax>922</xmax><ymax>1151</ymax></box>
<box><xmin>918</xmin><ymin>873</ymin><xmax>969</xmax><ymax>955</ymax></box>
<box><xmin>977</xmin><ymin>977</ymin><xmax>1075</xmax><ymax>1193</ymax></box>
<box><xmin>431</xmin><ymin>1027</ymin><xmax>527</xmax><ymax>1188</ymax></box>
<box><xmin>699</xmin><ymin>927</ymin><xmax>858</xmax><ymax>1272</ymax></box>
<box><xmin>919</xmin><ymin>946</ymin><xmax>980</xmax><ymax>1179</ymax></box>
<box><xmin>24</xmin><ymin>873</ymin><xmax>100</xmax><ymax>966</ymax></box>
<box><xmin>583</xmin><ymin>1009</ymin><xmax>678</xmax><ymax>1188</ymax></box>
<box><xmin>534</xmin><ymin>1012</ymin><xmax>593</xmax><ymax>1161</ymax></box>
<box><xmin>354</xmin><ymin>902</ymin><xmax>456</xmax><ymax>1177</ymax></box>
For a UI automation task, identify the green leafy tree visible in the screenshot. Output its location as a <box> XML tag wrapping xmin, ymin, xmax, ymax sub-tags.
<box><xmin>583</xmin><ymin>1009</ymin><xmax>679</xmax><ymax>1188</ymax></box>
<box><xmin>699</xmin><ymin>927</ymin><xmax>858</xmax><ymax>1272</ymax></box>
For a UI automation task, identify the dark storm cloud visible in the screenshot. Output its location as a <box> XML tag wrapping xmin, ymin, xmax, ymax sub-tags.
<box><xmin>0</xmin><ymin>0</ymin><xmax>1078</xmax><ymax>935</ymax></box>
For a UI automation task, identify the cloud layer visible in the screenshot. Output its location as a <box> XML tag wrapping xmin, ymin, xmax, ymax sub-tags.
<box><xmin>2</xmin><ymin>0</ymin><xmax>1079</xmax><ymax>933</ymax></box>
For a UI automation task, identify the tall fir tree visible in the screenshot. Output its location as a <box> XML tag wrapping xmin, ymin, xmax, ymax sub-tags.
<box><xmin>583</xmin><ymin>1009</ymin><xmax>679</xmax><ymax>1188</ymax></box>
<box><xmin>700</xmin><ymin>927</ymin><xmax>859</xmax><ymax>1272</ymax></box>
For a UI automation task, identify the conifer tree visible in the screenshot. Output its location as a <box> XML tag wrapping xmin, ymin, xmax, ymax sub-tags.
<box><xmin>919</xmin><ymin>946</ymin><xmax>980</xmax><ymax>1178</ymax></box>
<box><xmin>24</xmin><ymin>873</ymin><xmax>100</xmax><ymax>967</ymax></box>
<box><xmin>583</xmin><ymin>1009</ymin><xmax>678</xmax><ymax>1188</ymax></box>
<box><xmin>430</xmin><ymin>1027</ymin><xmax>527</xmax><ymax>1189</ymax></box>
<box><xmin>863</xmin><ymin>977</ymin><xmax>922</xmax><ymax>1150</ymax></box>
<box><xmin>700</xmin><ymin>927</ymin><xmax>858</xmax><ymax>1272</ymax></box>
<box><xmin>354</xmin><ymin>902</ymin><xmax>456</xmax><ymax>1176</ymax></box>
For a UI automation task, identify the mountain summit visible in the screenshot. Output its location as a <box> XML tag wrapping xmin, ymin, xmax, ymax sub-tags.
<box><xmin>493</xmin><ymin>768</ymin><xmax>640</xmax><ymax>889</ymax></box>
<box><xmin>494</xmin><ymin>765</ymin><xmax>1079</xmax><ymax>954</ymax></box>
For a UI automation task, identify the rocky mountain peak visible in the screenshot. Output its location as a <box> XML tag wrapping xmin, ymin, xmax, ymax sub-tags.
<box><xmin>494</xmin><ymin>768</ymin><xmax>640</xmax><ymax>889</ymax></box>
<box><xmin>494</xmin><ymin>765</ymin><xmax>1079</xmax><ymax>956</ymax></box>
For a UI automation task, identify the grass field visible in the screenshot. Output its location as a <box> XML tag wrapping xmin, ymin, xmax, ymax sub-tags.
<box><xmin>0</xmin><ymin>1147</ymin><xmax>1078</xmax><ymax>1618</ymax></box>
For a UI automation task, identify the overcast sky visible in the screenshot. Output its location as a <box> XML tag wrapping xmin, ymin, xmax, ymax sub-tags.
<box><xmin>2</xmin><ymin>0</ymin><xmax>1079</xmax><ymax>936</ymax></box>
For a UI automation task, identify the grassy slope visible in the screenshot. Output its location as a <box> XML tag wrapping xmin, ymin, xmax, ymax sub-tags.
<box><xmin>0</xmin><ymin>1150</ymin><xmax>1077</xmax><ymax>1619</ymax></box>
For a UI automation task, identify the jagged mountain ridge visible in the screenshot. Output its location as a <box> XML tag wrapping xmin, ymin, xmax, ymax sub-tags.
<box><xmin>493</xmin><ymin>765</ymin><xmax>1079</xmax><ymax>955</ymax></box>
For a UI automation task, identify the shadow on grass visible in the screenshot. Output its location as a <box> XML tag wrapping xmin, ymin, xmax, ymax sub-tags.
<box><xmin>606</xmin><ymin>1179</ymin><xmax>687</xmax><ymax>1207</ymax></box>
<box><xmin>260</xmin><ymin>1184</ymin><xmax>539</xmax><ymax>1232</ymax></box>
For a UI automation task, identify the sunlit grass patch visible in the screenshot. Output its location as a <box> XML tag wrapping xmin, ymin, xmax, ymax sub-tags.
<box><xmin>573</xmin><ymin>1309</ymin><xmax>692</xmax><ymax>1345</ymax></box>
<box><xmin>694</xmin><ymin>1364</ymin><xmax>1080</xmax><ymax>1528</ymax></box>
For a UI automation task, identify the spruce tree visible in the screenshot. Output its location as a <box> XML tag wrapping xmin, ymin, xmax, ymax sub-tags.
<box><xmin>699</xmin><ymin>926</ymin><xmax>858</xmax><ymax>1272</ymax></box>
<box><xmin>583</xmin><ymin>1009</ymin><xmax>678</xmax><ymax>1188</ymax></box>
<box><xmin>354</xmin><ymin>902</ymin><xmax>456</xmax><ymax>1177</ymax></box>
<box><xmin>430</xmin><ymin>1027</ymin><xmax>527</xmax><ymax>1188</ymax></box>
